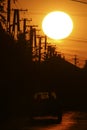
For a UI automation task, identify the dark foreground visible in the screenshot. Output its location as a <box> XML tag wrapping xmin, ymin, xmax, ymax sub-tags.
<box><xmin>1</xmin><ymin>111</ymin><xmax>87</xmax><ymax>130</ymax></box>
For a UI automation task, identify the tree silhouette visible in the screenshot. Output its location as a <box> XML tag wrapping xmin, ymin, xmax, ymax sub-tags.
<box><xmin>0</xmin><ymin>0</ymin><xmax>6</xmax><ymax>25</ymax></box>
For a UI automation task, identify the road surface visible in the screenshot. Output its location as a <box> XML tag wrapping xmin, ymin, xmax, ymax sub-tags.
<box><xmin>1</xmin><ymin>111</ymin><xmax>87</xmax><ymax>130</ymax></box>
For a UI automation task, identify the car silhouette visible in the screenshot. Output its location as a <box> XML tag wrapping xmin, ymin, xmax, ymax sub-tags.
<box><xmin>29</xmin><ymin>91</ymin><xmax>62</xmax><ymax>123</ymax></box>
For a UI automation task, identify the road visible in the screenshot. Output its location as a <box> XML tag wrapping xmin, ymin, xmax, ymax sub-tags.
<box><xmin>1</xmin><ymin>111</ymin><xmax>87</xmax><ymax>130</ymax></box>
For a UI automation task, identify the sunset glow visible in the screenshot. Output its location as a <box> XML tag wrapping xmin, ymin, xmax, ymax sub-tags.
<box><xmin>42</xmin><ymin>11</ymin><xmax>73</xmax><ymax>40</ymax></box>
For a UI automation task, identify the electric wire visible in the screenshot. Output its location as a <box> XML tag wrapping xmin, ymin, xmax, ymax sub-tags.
<box><xmin>71</xmin><ymin>0</ymin><xmax>87</xmax><ymax>4</ymax></box>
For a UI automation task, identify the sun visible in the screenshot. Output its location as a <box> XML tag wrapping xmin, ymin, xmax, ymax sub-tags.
<box><xmin>42</xmin><ymin>11</ymin><xmax>73</xmax><ymax>40</ymax></box>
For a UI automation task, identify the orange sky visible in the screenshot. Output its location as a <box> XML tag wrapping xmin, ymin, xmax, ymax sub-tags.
<box><xmin>12</xmin><ymin>0</ymin><xmax>87</xmax><ymax>67</ymax></box>
<box><xmin>15</xmin><ymin>0</ymin><xmax>87</xmax><ymax>39</ymax></box>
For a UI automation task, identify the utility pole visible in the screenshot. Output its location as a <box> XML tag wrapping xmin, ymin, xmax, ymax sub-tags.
<box><xmin>26</xmin><ymin>25</ymin><xmax>38</xmax><ymax>61</ymax></box>
<box><xmin>23</xmin><ymin>18</ymin><xmax>32</xmax><ymax>35</ymax></box>
<box><xmin>7</xmin><ymin>0</ymin><xmax>11</xmax><ymax>32</ymax></box>
<box><xmin>73</xmin><ymin>55</ymin><xmax>79</xmax><ymax>66</ymax></box>
<box><xmin>38</xmin><ymin>36</ymin><xmax>41</xmax><ymax>63</ymax></box>
<box><xmin>20</xmin><ymin>18</ymin><xmax>32</xmax><ymax>40</ymax></box>
<box><xmin>29</xmin><ymin>25</ymin><xmax>38</xmax><ymax>47</ymax></box>
<box><xmin>84</xmin><ymin>60</ymin><xmax>87</xmax><ymax>69</ymax></box>
<box><xmin>12</xmin><ymin>9</ymin><xmax>28</xmax><ymax>39</ymax></box>
<box><xmin>12</xmin><ymin>9</ymin><xmax>20</xmax><ymax>35</ymax></box>
<box><xmin>36</xmin><ymin>35</ymin><xmax>47</xmax><ymax>62</ymax></box>
<box><xmin>44</xmin><ymin>35</ymin><xmax>47</xmax><ymax>50</ymax></box>
<box><xmin>33</xmin><ymin>28</ymin><xmax>41</xmax><ymax>48</ymax></box>
<box><xmin>7</xmin><ymin>0</ymin><xmax>17</xmax><ymax>33</ymax></box>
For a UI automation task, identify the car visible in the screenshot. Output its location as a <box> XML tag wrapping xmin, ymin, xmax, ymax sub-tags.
<box><xmin>29</xmin><ymin>91</ymin><xmax>62</xmax><ymax>123</ymax></box>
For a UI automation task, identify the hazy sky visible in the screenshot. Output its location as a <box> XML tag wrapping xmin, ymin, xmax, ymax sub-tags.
<box><xmin>14</xmin><ymin>0</ymin><xmax>87</xmax><ymax>40</ymax></box>
<box><xmin>11</xmin><ymin>0</ymin><xmax>87</xmax><ymax>67</ymax></box>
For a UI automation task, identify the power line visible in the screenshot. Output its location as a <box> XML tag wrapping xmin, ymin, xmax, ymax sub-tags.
<box><xmin>71</xmin><ymin>0</ymin><xmax>87</xmax><ymax>4</ymax></box>
<box><xmin>67</xmin><ymin>38</ymin><xmax>87</xmax><ymax>43</ymax></box>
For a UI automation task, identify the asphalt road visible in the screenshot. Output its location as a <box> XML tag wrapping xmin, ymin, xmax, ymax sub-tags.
<box><xmin>1</xmin><ymin>111</ymin><xmax>87</xmax><ymax>130</ymax></box>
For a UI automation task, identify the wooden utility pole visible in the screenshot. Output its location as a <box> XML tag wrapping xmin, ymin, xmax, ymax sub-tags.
<box><xmin>23</xmin><ymin>18</ymin><xmax>32</xmax><ymax>35</ymax></box>
<box><xmin>12</xmin><ymin>9</ymin><xmax>20</xmax><ymax>34</ymax></box>
<box><xmin>73</xmin><ymin>55</ymin><xmax>79</xmax><ymax>66</ymax></box>
<box><xmin>12</xmin><ymin>9</ymin><xmax>28</xmax><ymax>39</ymax></box>
<box><xmin>20</xmin><ymin>18</ymin><xmax>32</xmax><ymax>40</ymax></box>
<box><xmin>7</xmin><ymin>0</ymin><xmax>17</xmax><ymax>33</ymax></box>
<box><xmin>7</xmin><ymin>0</ymin><xmax>11</xmax><ymax>32</ymax></box>
<box><xmin>29</xmin><ymin>25</ymin><xmax>38</xmax><ymax>47</ymax></box>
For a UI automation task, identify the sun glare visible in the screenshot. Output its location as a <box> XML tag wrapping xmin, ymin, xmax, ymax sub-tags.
<box><xmin>42</xmin><ymin>11</ymin><xmax>73</xmax><ymax>40</ymax></box>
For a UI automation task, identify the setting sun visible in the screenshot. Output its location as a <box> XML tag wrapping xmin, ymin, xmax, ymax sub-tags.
<box><xmin>42</xmin><ymin>11</ymin><xmax>73</xmax><ymax>40</ymax></box>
